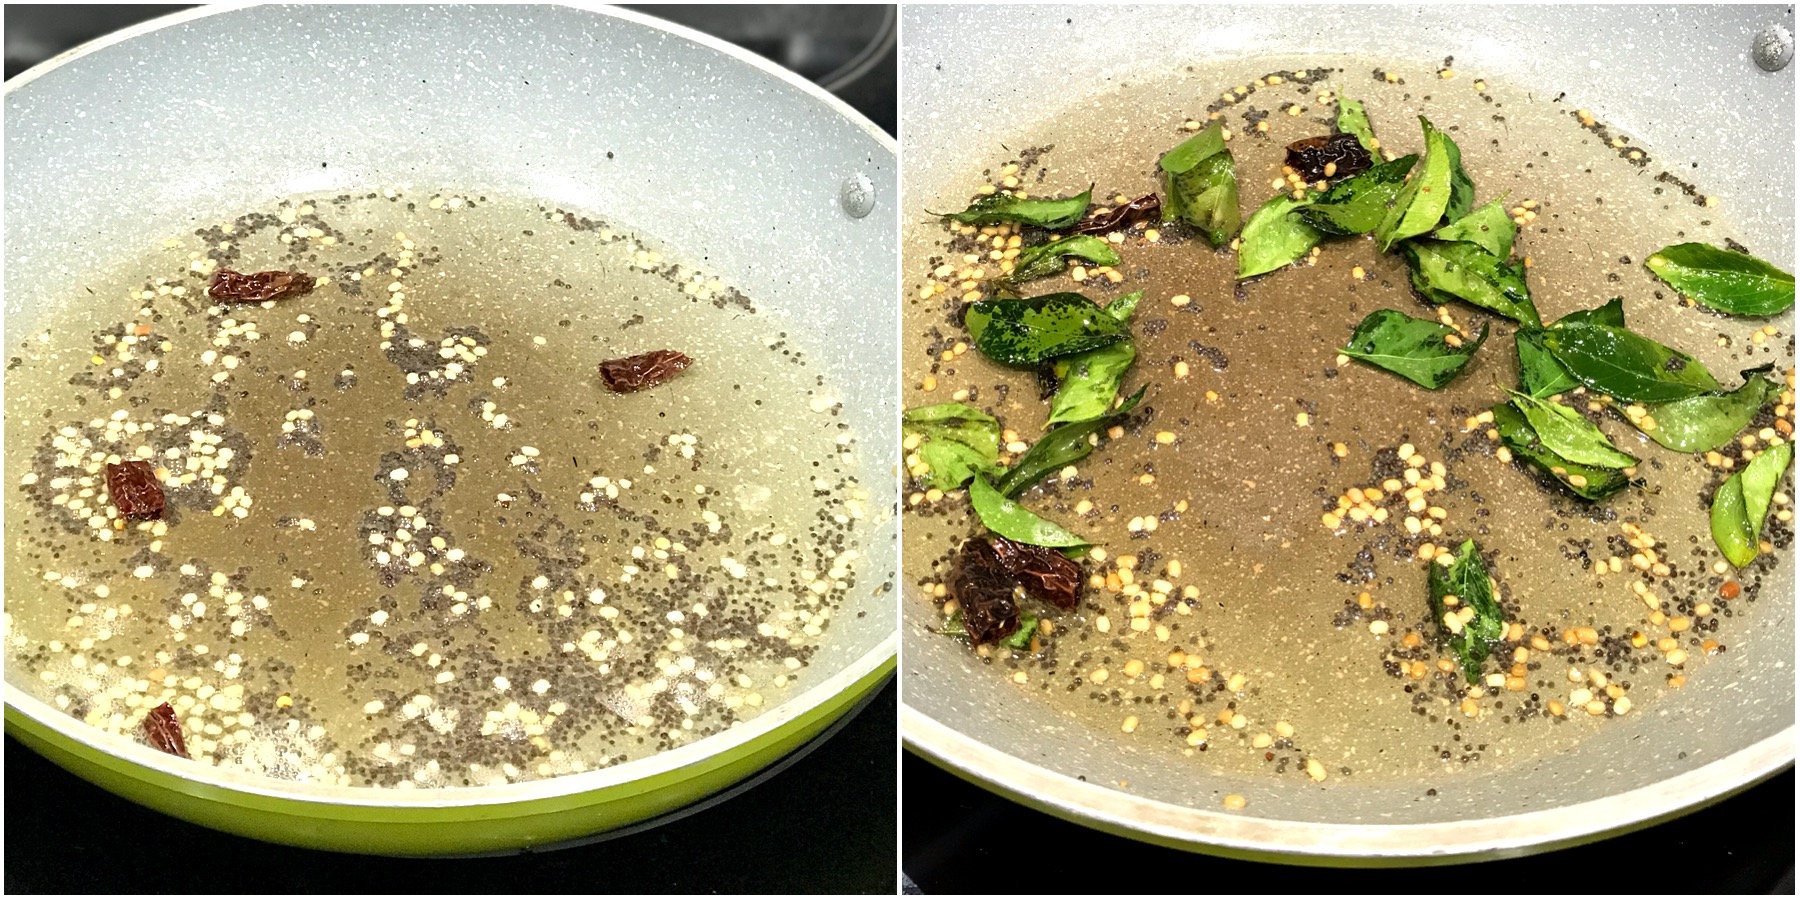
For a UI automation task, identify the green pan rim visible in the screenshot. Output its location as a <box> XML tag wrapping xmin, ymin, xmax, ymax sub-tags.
<box><xmin>6</xmin><ymin>655</ymin><xmax>893</xmax><ymax>822</ymax></box>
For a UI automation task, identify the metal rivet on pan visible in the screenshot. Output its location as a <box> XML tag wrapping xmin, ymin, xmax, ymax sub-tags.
<box><xmin>1752</xmin><ymin>24</ymin><xmax>1792</xmax><ymax>72</ymax></box>
<box><xmin>839</xmin><ymin>173</ymin><xmax>876</xmax><ymax>219</ymax></box>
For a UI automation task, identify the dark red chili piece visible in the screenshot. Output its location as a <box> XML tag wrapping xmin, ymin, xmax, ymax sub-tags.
<box><xmin>598</xmin><ymin>350</ymin><xmax>694</xmax><ymax>393</ymax></box>
<box><xmin>105</xmin><ymin>460</ymin><xmax>165</xmax><ymax>520</ymax></box>
<box><xmin>1285</xmin><ymin>133</ymin><xmax>1373</xmax><ymax>183</ymax></box>
<box><xmin>989</xmin><ymin>535</ymin><xmax>1084</xmax><ymax>611</ymax></box>
<box><xmin>1068</xmin><ymin>194</ymin><xmax>1162</xmax><ymax>236</ymax></box>
<box><xmin>951</xmin><ymin>538</ymin><xmax>1021</xmax><ymax>646</ymax></box>
<box><xmin>209</xmin><ymin>268</ymin><xmax>316</xmax><ymax>304</ymax></box>
<box><xmin>143</xmin><ymin>702</ymin><xmax>189</xmax><ymax>758</ymax></box>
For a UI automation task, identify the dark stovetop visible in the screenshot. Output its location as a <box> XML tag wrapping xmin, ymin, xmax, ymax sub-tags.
<box><xmin>5</xmin><ymin>684</ymin><xmax>892</xmax><ymax>893</ymax></box>
<box><xmin>3</xmin><ymin>5</ymin><xmax>894</xmax><ymax>894</ymax></box>
<box><xmin>902</xmin><ymin>754</ymin><xmax>1794</xmax><ymax>893</ymax></box>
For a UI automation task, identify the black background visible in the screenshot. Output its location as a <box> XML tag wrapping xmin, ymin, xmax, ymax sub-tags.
<box><xmin>3</xmin><ymin>4</ymin><xmax>895</xmax><ymax>894</ymax></box>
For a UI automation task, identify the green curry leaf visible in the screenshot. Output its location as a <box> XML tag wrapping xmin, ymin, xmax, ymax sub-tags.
<box><xmin>969</xmin><ymin>475</ymin><xmax>1088</xmax><ymax>549</ymax></box>
<box><xmin>965</xmin><ymin>292</ymin><xmax>1128</xmax><ymax>368</ymax></box>
<box><xmin>1160</xmin><ymin>123</ymin><xmax>1240</xmax><ymax>247</ymax></box>
<box><xmin>1516</xmin><ymin>299</ymin><xmax>1627</xmax><ymax>398</ymax></box>
<box><xmin>1427</xmin><ymin>539</ymin><xmax>1506</xmax><ymax>683</ymax></box>
<box><xmin>1492</xmin><ymin>402</ymin><xmax>1634</xmax><ymax>501</ymax></box>
<box><xmin>1339</xmin><ymin>309</ymin><xmax>1486</xmax><ymax>389</ymax></box>
<box><xmin>1637</xmin><ymin>367</ymin><xmax>1783</xmax><ymax>453</ymax></box>
<box><xmin>1160</xmin><ymin>122</ymin><xmax>1226</xmax><ymax>174</ymax></box>
<box><xmin>1432</xmin><ymin>199</ymin><xmax>1517</xmax><ymax>259</ymax></box>
<box><xmin>1556</xmin><ymin>296</ymin><xmax>1627</xmax><ymax>328</ymax></box>
<box><xmin>1401</xmin><ymin>238</ymin><xmax>1540</xmax><ymax>325</ymax></box>
<box><xmin>1008</xmin><ymin>235</ymin><xmax>1123</xmax><ymax>283</ymax></box>
<box><xmin>1337</xmin><ymin>97</ymin><xmax>1378</xmax><ymax>153</ymax></box>
<box><xmin>1710</xmin><ymin>442</ymin><xmax>1794</xmax><ymax>567</ymax></box>
<box><xmin>1047</xmin><ymin>293</ymin><xmax>1142</xmax><ymax>426</ymax></box>
<box><xmin>1001</xmin><ymin>610</ymin><xmax>1041</xmax><ymax>650</ymax></box>
<box><xmin>995</xmin><ymin>386</ymin><xmax>1146</xmax><ymax>498</ymax></box>
<box><xmin>941</xmin><ymin>188</ymin><xmax>1092</xmax><ymax>229</ymax></box>
<box><xmin>1515</xmin><ymin>329</ymin><xmax>1577</xmax><ymax>398</ymax></box>
<box><xmin>1645</xmin><ymin>242</ymin><xmax>1795</xmax><ymax>317</ymax></box>
<box><xmin>902</xmin><ymin>402</ymin><xmax>1003</xmax><ymax>491</ymax></box>
<box><xmin>1508</xmin><ymin>392</ymin><xmax>1639</xmax><ymax>469</ymax></box>
<box><xmin>1375</xmin><ymin>117</ymin><xmax>1470</xmax><ymax>251</ymax></box>
<box><xmin>1238</xmin><ymin>194</ymin><xmax>1323</xmax><ymax>279</ymax></box>
<box><xmin>1297</xmin><ymin>154</ymin><xmax>1418</xmax><ymax>236</ymax></box>
<box><xmin>1540</xmin><ymin>322</ymin><xmax>1720</xmax><ymax>403</ymax></box>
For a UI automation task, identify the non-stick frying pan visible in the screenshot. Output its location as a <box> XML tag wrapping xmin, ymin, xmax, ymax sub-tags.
<box><xmin>4</xmin><ymin>3</ymin><xmax>896</xmax><ymax>855</ymax></box>
<box><xmin>900</xmin><ymin>3</ymin><xmax>1793</xmax><ymax>864</ymax></box>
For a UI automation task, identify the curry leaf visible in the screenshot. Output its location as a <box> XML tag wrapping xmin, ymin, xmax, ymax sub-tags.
<box><xmin>917</xmin><ymin>442</ymin><xmax>998</xmax><ymax>492</ymax></box>
<box><xmin>1515</xmin><ymin>329</ymin><xmax>1577</xmax><ymax>398</ymax></box>
<box><xmin>1645</xmin><ymin>242</ymin><xmax>1795</xmax><ymax>317</ymax></box>
<box><xmin>1555</xmin><ymin>296</ymin><xmax>1626</xmax><ymax>328</ymax></box>
<box><xmin>1636</xmin><ymin>367</ymin><xmax>1782</xmax><ymax>453</ymax></box>
<box><xmin>902</xmin><ymin>402</ymin><xmax>1003</xmax><ymax>491</ymax></box>
<box><xmin>1047</xmin><ymin>293</ymin><xmax>1142</xmax><ymax>426</ymax></box>
<box><xmin>1508</xmin><ymin>392</ymin><xmax>1639</xmax><ymax>469</ymax></box>
<box><xmin>1402</xmin><ymin>238</ymin><xmax>1540</xmax><ymax>325</ymax></box>
<box><xmin>1710</xmin><ymin>442</ymin><xmax>1794</xmax><ymax>567</ymax></box>
<box><xmin>1160</xmin><ymin>123</ymin><xmax>1240</xmax><ymax>247</ymax></box>
<box><xmin>1008</xmin><ymin>235</ymin><xmax>1123</xmax><ymax>283</ymax></box>
<box><xmin>1540</xmin><ymin>322</ymin><xmax>1720</xmax><ymax>403</ymax></box>
<box><xmin>941</xmin><ymin>188</ymin><xmax>1092</xmax><ymax>229</ymax></box>
<box><xmin>1238</xmin><ymin>194</ymin><xmax>1323</xmax><ymax>279</ymax></box>
<box><xmin>1432</xmin><ymin>199</ymin><xmax>1517</xmax><ymax>259</ymax></box>
<box><xmin>1340</xmin><ymin>309</ymin><xmax>1486</xmax><ymax>389</ymax></box>
<box><xmin>1742</xmin><ymin>444</ymin><xmax>1792</xmax><ymax>542</ymax></box>
<box><xmin>969</xmin><ymin>475</ymin><xmax>1088</xmax><ymax>549</ymax></box>
<box><xmin>902</xmin><ymin>402</ymin><xmax>999</xmax><ymax>448</ymax></box>
<box><xmin>1001</xmin><ymin>610</ymin><xmax>1042</xmax><ymax>650</ymax></box>
<box><xmin>1160</xmin><ymin>122</ymin><xmax>1226</xmax><ymax>174</ymax></box>
<box><xmin>1337</xmin><ymin>97</ymin><xmax>1378</xmax><ymax>152</ymax></box>
<box><xmin>1446</xmin><ymin>162</ymin><xmax>1476</xmax><ymax>226</ymax></box>
<box><xmin>1492</xmin><ymin>402</ymin><xmax>1634</xmax><ymax>500</ymax></box>
<box><xmin>935</xmin><ymin>610</ymin><xmax>969</xmax><ymax>638</ymax></box>
<box><xmin>1375</xmin><ymin>117</ymin><xmax>1470</xmax><ymax>251</ymax></box>
<box><xmin>1427</xmin><ymin>539</ymin><xmax>1506</xmax><ymax>683</ymax></box>
<box><xmin>1099</xmin><ymin>290</ymin><xmax>1142</xmax><ymax>324</ymax></box>
<box><xmin>1516</xmin><ymin>299</ymin><xmax>1627</xmax><ymax>397</ymax></box>
<box><xmin>995</xmin><ymin>386</ymin><xmax>1146</xmax><ymax>498</ymax></box>
<box><xmin>1297</xmin><ymin>154</ymin><xmax>1417</xmax><ymax>236</ymax></box>
<box><xmin>966</xmin><ymin>292</ymin><xmax>1128</xmax><ymax>368</ymax></box>
<box><xmin>1710</xmin><ymin>477</ymin><xmax>1754</xmax><ymax>567</ymax></box>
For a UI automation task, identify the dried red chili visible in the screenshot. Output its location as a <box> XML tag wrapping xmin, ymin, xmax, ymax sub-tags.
<box><xmin>989</xmin><ymin>535</ymin><xmax>1084</xmax><ymax>610</ymax></box>
<box><xmin>143</xmin><ymin>702</ymin><xmax>188</xmax><ymax>758</ymax></box>
<box><xmin>1285</xmin><ymin>133</ymin><xmax>1372</xmax><ymax>183</ymax></box>
<box><xmin>209</xmin><ymin>268</ymin><xmax>316</xmax><ymax>304</ymax></box>
<box><xmin>1068</xmin><ymin>194</ymin><xmax>1162</xmax><ymax>236</ymax></box>
<box><xmin>105</xmin><ymin>459</ymin><xmax>165</xmax><ymax>520</ymax></box>
<box><xmin>598</xmin><ymin>350</ymin><xmax>693</xmax><ymax>393</ymax></box>
<box><xmin>951</xmin><ymin>538</ymin><xmax>1020</xmax><ymax>646</ymax></box>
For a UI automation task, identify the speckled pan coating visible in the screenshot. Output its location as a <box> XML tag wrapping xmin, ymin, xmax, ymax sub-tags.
<box><xmin>901</xmin><ymin>3</ymin><xmax>1793</xmax><ymax>863</ymax></box>
<box><xmin>4</xmin><ymin>3</ymin><xmax>896</xmax><ymax>852</ymax></box>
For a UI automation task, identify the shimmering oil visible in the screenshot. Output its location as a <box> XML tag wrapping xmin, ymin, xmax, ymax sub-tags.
<box><xmin>5</xmin><ymin>190</ymin><xmax>871</xmax><ymax>788</ymax></box>
<box><xmin>902</xmin><ymin>59</ymin><xmax>1794</xmax><ymax>786</ymax></box>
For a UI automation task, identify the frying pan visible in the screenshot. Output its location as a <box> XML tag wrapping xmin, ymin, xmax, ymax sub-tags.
<box><xmin>900</xmin><ymin>3</ymin><xmax>1794</xmax><ymax>864</ymax></box>
<box><xmin>4</xmin><ymin>3</ymin><xmax>896</xmax><ymax>855</ymax></box>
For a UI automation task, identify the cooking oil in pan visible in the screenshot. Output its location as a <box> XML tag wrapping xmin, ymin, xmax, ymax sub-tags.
<box><xmin>903</xmin><ymin>59</ymin><xmax>1794</xmax><ymax>788</ymax></box>
<box><xmin>5</xmin><ymin>190</ymin><xmax>871</xmax><ymax>787</ymax></box>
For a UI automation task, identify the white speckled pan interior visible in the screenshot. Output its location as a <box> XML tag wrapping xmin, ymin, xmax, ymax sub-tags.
<box><xmin>4</xmin><ymin>3</ymin><xmax>896</xmax><ymax>801</ymax></box>
<box><xmin>901</xmin><ymin>3</ymin><xmax>1793</xmax><ymax>861</ymax></box>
